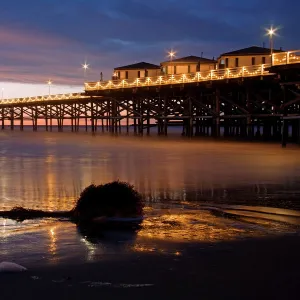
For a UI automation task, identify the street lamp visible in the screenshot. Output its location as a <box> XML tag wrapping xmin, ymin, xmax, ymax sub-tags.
<box><xmin>82</xmin><ymin>62</ymin><xmax>89</xmax><ymax>79</ymax></box>
<box><xmin>168</xmin><ymin>50</ymin><xmax>176</xmax><ymax>61</ymax></box>
<box><xmin>167</xmin><ymin>50</ymin><xmax>176</xmax><ymax>75</ymax></box>
<box><xmin>47</xmin><ymin>79</ymin><xmax>52</xmax><ymax>96</ymax></box>
<box><xmin>266</xmin><ymin>27</ymin><xmax>278</xmax><ymax>65</ymax></box>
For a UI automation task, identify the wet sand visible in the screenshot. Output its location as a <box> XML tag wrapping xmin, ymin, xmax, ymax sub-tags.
<box><xmin>1</xmin><ymin>235</ymin><xmax>300</xmax><ymax>300</ymax></box>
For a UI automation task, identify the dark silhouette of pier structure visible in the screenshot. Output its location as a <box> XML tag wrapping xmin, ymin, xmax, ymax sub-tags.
<box><xmin>1</xmin><ymin>50</ymin><xmax>300</xmax><ymax>146</ymax></box>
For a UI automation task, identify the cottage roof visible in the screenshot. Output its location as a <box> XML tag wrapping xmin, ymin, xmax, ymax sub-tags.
<box><xmin>114</xmin><ymin>62</ymin><xmax>160</xmax><ymax>70</ymax></box>
<box><xmin>220</xmin><ymin>46</ymin><xmax>283</xmax><ymax>56</ymax></box>
<box><xmin>161</xmin><ymin>55</ymin><xmax>216</xmax><ymax>64</ymax></box>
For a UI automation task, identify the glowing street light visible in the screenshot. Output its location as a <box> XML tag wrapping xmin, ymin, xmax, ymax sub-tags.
<box><xmin>266</xmin><ymin>26</ymin><xmax>278</xmax><ymax>65</ymax></box>
<box><xmin>267</xmin><ymin>27</ymin><xmax>276</xmax><ymax>37</ymax></box>
<box><xmin>167</xmin><ymin>50</ymin><xmax>177</xmax><ymax>75</ymax></box>
<box><xmin>82</xmin><ymin>62</ymin><xmax>89</xmax><ymax>79</ymax></box>
<box><xmin>47</xmin><ymin>79</ymin><xmax>52</xmax><ymax>96</ymax></box>
<box><xmin>168</xmin><ymin>50</ymin><xmax>176</xmax><ymax>62</ymax></box>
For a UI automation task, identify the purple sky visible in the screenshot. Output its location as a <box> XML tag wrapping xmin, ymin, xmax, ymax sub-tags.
<box><xmin>0</xmin><ymin>0</ymin><xmax>298</xmax><ymax>98</ymax></box>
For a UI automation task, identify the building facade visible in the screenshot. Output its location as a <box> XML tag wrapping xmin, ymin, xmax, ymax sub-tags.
<box><xmin>217</xmin><ymin>46</ymin><xmax>283</xmax><ymax>69</ymax></box>
<box><xmin>160</xmin><ymin>56</ymin><xmax>216</xmax><ymax>75</ymax></box>
<box><xmin>113</xmin><ymin>62</ymin><xmax>161</xmax><ymax>80</ymax></box>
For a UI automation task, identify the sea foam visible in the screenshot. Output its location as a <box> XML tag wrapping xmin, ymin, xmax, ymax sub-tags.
<box><xmin>0</xmin><ymin>262</ymin><xmax>27</xmax><ymax>273</ymax></box>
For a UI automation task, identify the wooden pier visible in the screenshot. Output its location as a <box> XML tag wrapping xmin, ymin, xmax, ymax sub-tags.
<box><xmin>0</xmin><ymin>50</ymin><xmax>300</xmax><ymax>146</ymax></box>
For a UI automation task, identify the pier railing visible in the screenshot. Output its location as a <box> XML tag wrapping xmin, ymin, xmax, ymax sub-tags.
<box><xmin>85</xmin><ymin>64</ymin><xmax>271</xmax><ymax>92</ymax></box>
<box><xmin>0</xmin><ymin>93</ymin><xmax>91</xmax><ymax>105</ymax></box>
<box><xmin>273</xmin><ymin>50</ymin><xmax>300</xmax><ymax>65</ymax></box>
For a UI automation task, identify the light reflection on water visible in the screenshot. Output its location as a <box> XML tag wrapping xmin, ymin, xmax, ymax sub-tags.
<box><xmin>0</xmin><ymin>130</ymin><xmax>300</xmax><ymax>265</ymax></box>
<box><xmin>1</xmin><ymin>207</ymin><xmax>298</xmax><ymax>266</ymax></box>
<box><xmin>0</xmin><ymin>130</ymin><xmax>300</xmax><ymax>210</ymax></box>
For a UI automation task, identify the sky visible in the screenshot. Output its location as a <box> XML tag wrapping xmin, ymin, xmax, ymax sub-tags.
<box><xmin>0</xmin><ymin>0</ymin><xmax>299</xmax><ymax>98</ymax></box>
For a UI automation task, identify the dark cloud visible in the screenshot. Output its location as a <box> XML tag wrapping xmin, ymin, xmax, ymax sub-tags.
<box><xmin>0</xmin><ymin>0</ymin><xmax>298</xmax><ymax>86</ymax></box>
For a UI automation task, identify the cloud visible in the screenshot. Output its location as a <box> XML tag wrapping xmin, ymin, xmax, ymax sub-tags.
<box><xmin>0</xmin><ymin>0</ymin><xmax>298</xmax><ymax>95</ymax></box>
<box><xmin>0</xmin><ymin>26</ymin><xmax>106</xmax><ymax>85</ymax></box>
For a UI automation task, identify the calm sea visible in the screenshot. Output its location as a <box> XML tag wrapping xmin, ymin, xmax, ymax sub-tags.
<box><xmin>1</xmin><ymin>128</ymin><xmax>300</xmax><ymax>267</ymax></box>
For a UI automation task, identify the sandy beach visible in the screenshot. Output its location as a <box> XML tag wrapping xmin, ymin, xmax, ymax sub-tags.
<box><xmin>1</xmin><ymin>235</ymin><xmax>300</xmax><ymax>300</ymax></box>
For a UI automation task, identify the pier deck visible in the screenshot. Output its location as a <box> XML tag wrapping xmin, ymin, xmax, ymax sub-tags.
<box><xmin>0</xmin><ymin>50</ymin><xmax>299</xmax><ymax>145</ymax></box>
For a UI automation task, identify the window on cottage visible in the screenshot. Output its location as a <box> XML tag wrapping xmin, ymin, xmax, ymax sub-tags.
<box><xmin>252</xmin><ymin>57</ymin><xmax>256</xmax><ymax>65</ymax></box>
<box><xmin>188</xmin><ymin>65</ymin><xmax>191</xmax><ymax>73</ymax></box>
<box><xmin>118</xmin><ymin>71</ymin><xmax>120</xmax><ymax>78</ymax></box>
<box><xmin>174</xmin><ymin>66</ymin><xmax>177</xmax><ymax>74</ymax></box>
<box><xmin>137</xmin><ymin>71</ymin><xmax>140</xmax><ymax>78</ymax></box>
<box><xmin>125</xmin><ymin>71</ymin><xmax>128</xmax><ymax>79</ymax></box>
<box><xmin>225</xmin><ymin>58</ymin><xmax>229</xmax><ymax>68</ymax></box>
<box><xmin>235</xmin><ymin>58</ymin><xmax>239</xmax><ymax>67</ymax></box>
<box><xmin>262</xmin><ymin>57</ymin><xmax>266</xmax><ymax>64</ymax></box>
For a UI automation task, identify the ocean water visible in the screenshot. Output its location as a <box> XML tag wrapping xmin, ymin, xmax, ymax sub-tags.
<box><xmin>1</xmin><ymin>129</ymin><xmax>300</xmax><ymax>267</ymax></box>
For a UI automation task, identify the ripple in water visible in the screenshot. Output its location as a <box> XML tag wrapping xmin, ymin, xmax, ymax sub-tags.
<box><xmin>1</xmin><ymin>204</ymin><xmax>299</xmax><ymax>266</ymax></box>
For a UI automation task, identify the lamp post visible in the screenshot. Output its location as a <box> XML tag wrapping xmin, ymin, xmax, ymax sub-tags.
<box><xmin>266</xmin><ymin>27</ymin><xmax>277</xmax><ymax>66</ymax></box>
<box><xmin>47</xmin><ymin>79</ymin><xmax>52</xmax><ymax>96</ymax></box>
<box><xmin>167</xmin><ymin>50</ymin><xmax>176</xmax><ymax>75</ymax></box>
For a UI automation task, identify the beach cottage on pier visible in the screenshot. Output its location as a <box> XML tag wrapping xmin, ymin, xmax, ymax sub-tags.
<box><xmin>160</xmin><ymin>55</ymin><xmax>216</xmax><ymax>75</ymax></box>
<box><xmin>113</xmin><ymin>62</ymin><xmax>161</xmax><ymax>80</ymax></box>
<box><xmin>217</xmin><ymin>46</ymin><xmax>283</xmax><ymax>69</ymax></box>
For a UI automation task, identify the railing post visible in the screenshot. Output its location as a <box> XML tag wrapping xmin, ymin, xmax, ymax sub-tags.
<box><xmin>271</xmin><ymin>53</ymin><xmax>273</xmax><ymax>66</ymax></box>
<box><xmin>261</xmin><ymin>64</ymin><xmax>264</xmax><ymax>76</ymax></box>
<box><xmin>286</xmin><ymin>52</ymin><xmax>290</xmax><ymax>64</ymax></box>
<box><xmin>1</xmin><ymin>108</ymin><xmax>4</xmax><ymax>129</ymax></box>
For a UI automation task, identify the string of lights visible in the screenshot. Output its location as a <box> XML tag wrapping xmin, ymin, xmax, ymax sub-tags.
<box><xmin>85</xmin><ymin>64</ymin><xmax>268</xmax><ymax>91</ymax></box>
<box><xmin>0</xmin><ymin>93</ymin><xmax>91</xmax><ymax>105</ymax></box>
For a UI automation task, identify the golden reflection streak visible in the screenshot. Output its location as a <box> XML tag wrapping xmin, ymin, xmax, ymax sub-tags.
<box><xmin>1</xmin><ymin>219</ymin><xmax>7</xmax><ymax>236</ymax></box>
<box><xmin>80</xmin><ymin>237</ymin><xmax>97</xmax><ymax>261</ymax></box>
<box><xmin>136</xmin><ymin>211</ymin><xmax>255</xmax><ymax>243</ymax></box>
<box><xmin>49</xmin><ymin>227</ymin><xmax>57</xmax><ymax>257</ymax></box>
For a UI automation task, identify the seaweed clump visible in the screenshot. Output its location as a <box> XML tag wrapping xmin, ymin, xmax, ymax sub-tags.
<box><xmin>0</xmin><ymin>207</ymin><xmax>71</xmax><ymax>222</ymax></box>
<box><xmin>71</xmin><ymin>181</ymin><xmax>144</xmax><ymax>224</ymax></box>
<box><xmin>0</xmin><ymin>181</ymin><xmax>144</xmax><ymax>227</ymax></box>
